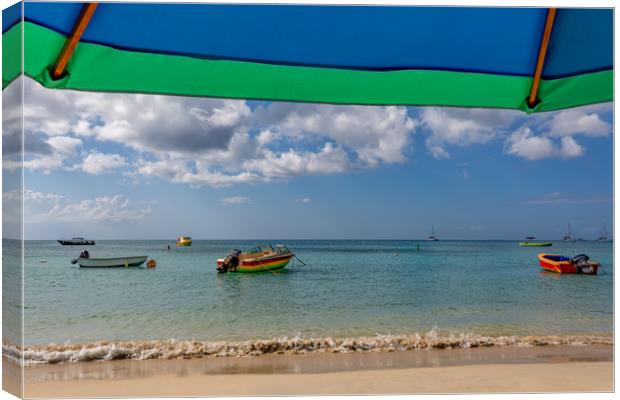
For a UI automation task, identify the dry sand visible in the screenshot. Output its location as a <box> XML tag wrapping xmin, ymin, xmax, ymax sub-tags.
<box><xmin>8</xmin><ymin>345</ymin><xmax>613</xmax><ymax>398</ymax></box>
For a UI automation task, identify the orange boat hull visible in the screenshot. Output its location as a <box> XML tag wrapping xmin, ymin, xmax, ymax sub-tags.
<box><xmin>537</xmin><ymin>253</ymin><xmax>599</xmax><ymax>274</ymax></box>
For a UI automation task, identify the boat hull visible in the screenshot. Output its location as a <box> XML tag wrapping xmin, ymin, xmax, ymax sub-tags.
<box><xmin>58</xmin><ymin>240</ymin><xmax>95</xmax><ymax>245</ymax></box>
<box><xmin>78</xmin><ymin>256</ymin><xmax>148</xmax><ymax>268</ymax></box>
<box><xmin>217</xmin><ymin>253</ymin><xmax>294</xmax><ymax>273</ymax></box>
<box><xmin>176</xmin><ymin>237</ymin><xmax>192</xmax><ymax>246</ymax></box>
<box><xmin>519</xmin><ymin>242</ymin><xmax>553</xmax><ymax>247</ymax></box>
<box><xmin>537</xmin><ymin>253</ymin><xmax>599</xmax><ymax>274</ymax></box>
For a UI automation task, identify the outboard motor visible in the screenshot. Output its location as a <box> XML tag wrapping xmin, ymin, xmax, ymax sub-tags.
<box><xmin>72</xmin><ymin>249</ymin><xmax>90</xmax><ymax>265</ymax></box>
<box><xmin>571</xmin><ymin>253</ymin><xmax>591</xmax><ymax>273</ymax></box>
<box><xmin>217</xmin><ymin>249</ymin><xmax>241</xmax><ymax>273</ymax></box>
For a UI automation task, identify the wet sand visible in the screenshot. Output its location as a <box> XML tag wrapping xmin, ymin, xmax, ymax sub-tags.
<box><xmin>11</xmin><ymin>345</ymin><xmax>614</xmax><ymax>397</ymax></box>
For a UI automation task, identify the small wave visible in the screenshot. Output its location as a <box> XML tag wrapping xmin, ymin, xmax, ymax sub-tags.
<box><xmin>3</xmin><ymin>329</ymin><xmax>613</xmax><ymax>366</ymax></box>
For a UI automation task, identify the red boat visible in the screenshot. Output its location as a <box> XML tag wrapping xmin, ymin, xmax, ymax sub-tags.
<box><xmin>538</xmin><ymin>253</ymin><xmax>599</xmax><ymax>275</ymax></box>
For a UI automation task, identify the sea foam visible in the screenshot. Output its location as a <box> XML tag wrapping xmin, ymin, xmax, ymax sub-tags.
<box><xmin>3</xmin><ymin>329</ymin><xmax>613</xmax><ymax>366</ymax></box>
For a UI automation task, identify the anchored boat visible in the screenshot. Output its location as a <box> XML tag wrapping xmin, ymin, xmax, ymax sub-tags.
<box><xmin>427</xmin><ymin>226</ymin><xmax>439</xmax><ymax>241</ymax></box>
<box><xmin>58</xmin><ymin>237</ymin><xmax>95</xmax><ymax>246</ymax></box>
<box><xmin>538</xmin><ymin>253</ymin><xmax>600</xmax><ymax>274</ymax></box>
<box><xmin>176</xmin><ymin>236</ymin><xmax>192</xmax><ymax>246</ymax></box>
<box><xmin>597</xmin><ymin>224</ymin><xmax>610</xmax><ymax>242</ymax></box>
<box><xmin>520</xmin><ymin>242</ymin><xmax>553</xmax><ymax>247</ymax></box>
<box><xmin>71</xmin><ymin>251</ymin><xmax>148</xmax><ymax>268</ymax></box>
<box><xmin>217</xmin><ymin>244</ymin><xmax>295</xmax><ymax>273</ymax></box>
<box><xmin>562</xmin><ymin>224</ymin><xmax>577</xmax><ymax>242</ymax></box>
<box><xmin>519</xmin><ymin>236</ymin><xmax>552</xmax><ymax>247</ymax></box>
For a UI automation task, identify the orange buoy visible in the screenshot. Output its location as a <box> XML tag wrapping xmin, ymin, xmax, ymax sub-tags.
<box><xmin>146</xmin><ymin>259</ymin><xmax>156</xmax><ymax>268</ymax></box>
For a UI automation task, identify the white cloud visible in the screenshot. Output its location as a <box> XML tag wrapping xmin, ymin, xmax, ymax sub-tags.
<box><xmin>256</xmin><ymin>103</ymin><xmax>417</xmax><ymax>167</ymax></box>
<box><xmin>420</xmin><ymin>107</ymin><xmax>520</xmax><ymax>159</ymax></box>
<box><xmin>7</xmin><ymin>78</ymin><xmax>611</xmax><ymax>185</ymax></box>
<box><xmin>2</xmin><ymin>191</ymin><xmax>20</xmax><ymax>202</ymax></box>
<box><xmin>2</xmin><ymin>78</ymin><xmax>24</xmax><ymax>159</ymax></box>
<box><xmin>2</xmin><ymin>189</ymin><xmax>63</xmax><ymax>203</ymax></box>
<box><xmin>9</xmin><ymin>78</ymin><xmax>253</xmax><ymax>174</ymax></box>
<box><xmin>135</xmin><ymin>157</ymin><xmax>263</xmax><ymax>188</ymax></box>
<box><xmin>24</xmin><ymin>190</ymin><xmax>65</xmax><ymax>203</ymax></box>
<box><xmin>504</xmin><ymin>127</ymin><xmax>584</xmax><ymax>160</ymax></box>
<box><xmin>5</xmin><ymin>136</ymin><xmax>83</xmax><ymax>173</ymax></box>
<box><xmin>14</xmin><ymin>79</ymin><xmax>419</xmax><ymax>186</ymax></box>
<box><xmin>134</xmin><ymin>115</ymin><xmax>399</xmax><ymax>184</ymax></box>
<box><xmin>559</xmin><ymin>136</ymin><xmax>584</xmax><ymax>158</ymax></box>
<box><xmin>220</xmin><ymin>196</ymin><xmax>251</xmax><ymax>206</ymax></box>
<box><xmin>3</xmin><ymin>80</ymin><xmax>84</xmax><ymax>172</ymax></box>
<box><xmin>547</xmin><ymin>107</ymin><xmax>612</xmax><ymax>138</ymax></box>
<box><xmin>77</xmin><ymin>152</ymin><xmax>127</xmax><ymax>174</ymax></box>
<box><xmin>523</xmin><ymin>192</ymin><xmax>612</xmax><ymax>205</ymax></box>
<box><xmin>72</xmin><ymin>94</ymin><xmax>252</xmax><ymax>156</ymax></box>
<box><xmin>38</xmin><ymin>195</ymin><xmax>151</xmax><ymax>223</ymax></box>
<box><xmin>296</xmin><ymin>198</ymin><xmax>311</xmax><ymax>203</ymax></box>
<box><xmin>419</xmin><ymin>104</ymin><xmax>610</xmax><ymax>161</ymax></box>
<box><xmin>39</xmin><ymin>119</ymin><xmax>72</xmax><ymax>137</ymax></box>
<box><xmin>47</xmin><ymin>136</ymin><xmax>82</xmax><ymax>154</ymax></box>
<box><xmin>3</xmin><ymin>190</ymin><xmax>150</xmax><ymax>224</ymax></box>
<box><xmin>427</xmin><ymin>144</ymin><xmax>451</xmax><ymax>160</ymax></box>
<box><xmin>504</xmin><ymin>127</ymin><xmax>555</xmax><ymax>160</ymax></box>
<box><xmin>502</xmin><ymin>103</ymin><xmax>610</xmax><ymax>161</ymax></box>
<box><xmin>242</xmin><ymin>143</ymin><xmax>351</xmax><ymax>178</ymax></box>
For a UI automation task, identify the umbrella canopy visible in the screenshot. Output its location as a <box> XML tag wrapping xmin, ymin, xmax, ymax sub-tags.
<box><xmin>2</xmin><ymin>2</ymin><xmax>612</xmax><ymax>113</ymax></box>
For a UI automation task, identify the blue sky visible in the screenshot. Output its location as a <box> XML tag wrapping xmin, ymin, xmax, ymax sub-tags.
<box><xmin>3</xmin><ymin>78</ymin><xmax>613</xmax><ymax>240</ymax></box>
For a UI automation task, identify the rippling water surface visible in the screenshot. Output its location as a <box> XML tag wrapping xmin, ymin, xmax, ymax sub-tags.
<box><xmin>11</xmin><ymin>240</ymin><xmax>613</xmax><ymax>347</ymax></box>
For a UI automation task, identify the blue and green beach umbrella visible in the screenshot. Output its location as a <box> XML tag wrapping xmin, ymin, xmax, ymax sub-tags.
<box><xmin>2</xmin><ymin>3</ymin><xmax>612</xmax><ymax>113</ymax></box>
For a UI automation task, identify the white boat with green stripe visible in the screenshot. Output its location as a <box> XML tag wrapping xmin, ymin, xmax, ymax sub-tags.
<box><xmin>77</xmin><ymin>256</ymin><xmax>148</xmax><ymax>268</ymax></box>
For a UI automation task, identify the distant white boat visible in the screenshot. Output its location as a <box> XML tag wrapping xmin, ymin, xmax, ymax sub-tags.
<box><xmin>597</xmin><ymin>224</ymin><xmax>610</xmax><ymax>242</ymax></box>
<box><xmin>77</xmin><ymin>256</ymin><xmax>148</xmax><ymax>268</ymax></box>
<box><xmin>427</xmin><ymin>226</ymin><xmax>439</xmax><ymax>241</ymax></box>
<box><xmin>562</xmin><ymin>224</ymin><xmax>576</xmax><ymax>242</ymax></box>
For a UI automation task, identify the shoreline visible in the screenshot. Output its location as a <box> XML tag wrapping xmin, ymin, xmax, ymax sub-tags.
<box><xmin>5</xmin><ymin>332</ymin><xmax>613</xmax><ymax>365</ymax></box>
<box><xmin>9</xmin><ymin>345</ymin><xmax>614</xmax><ymax>397</ymax></box>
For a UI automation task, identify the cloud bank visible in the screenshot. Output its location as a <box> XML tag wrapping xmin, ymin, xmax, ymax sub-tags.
<box><xmin>3</xmin><ymin>78</ymin><xmax>612</xmax><ymax>188</ymax></box>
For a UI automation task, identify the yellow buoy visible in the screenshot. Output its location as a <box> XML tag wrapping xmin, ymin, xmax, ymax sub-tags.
<box><xmin>147</xmin><ymin>259</ymin><xmax>156</xmax><ymax>268</ymax></box>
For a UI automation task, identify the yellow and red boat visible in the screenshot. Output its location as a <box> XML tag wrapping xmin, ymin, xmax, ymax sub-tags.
<box><xmin>538</xmin><ymin>253</ymin><xmax>600</xmax><ymax>275</ymax></box>
<box><xmin>176</xmin><ymin>236</ymin><xmax>192</xmax><ymax>247</ymax></box>
<box><xmin>217</xmin><ymin>245</ymin><xmax>295</xmax><ymax>273</ymax></box>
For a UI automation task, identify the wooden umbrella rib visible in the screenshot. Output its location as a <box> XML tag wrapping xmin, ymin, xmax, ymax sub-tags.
<box><xmin>527</xmin><ymin>8</ymin><xmax>557</xmax><ymax>108</ymax></box>
<box><xmin>51</xmin><ymin>2</ymin><xmax>99</xmax><ymax>80</ymax></box>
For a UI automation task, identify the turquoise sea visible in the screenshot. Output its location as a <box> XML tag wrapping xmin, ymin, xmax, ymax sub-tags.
<box><xmin>3</xmin><ymin>239</ymin><xmax>614</xmax><ymax>362</ymax></box>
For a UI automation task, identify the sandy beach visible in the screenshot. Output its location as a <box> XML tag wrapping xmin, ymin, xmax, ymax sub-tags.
<box><xmin>12</xmin><ymin>345</ymin><xmax>613</xmax><ymax>397</ymax></box>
